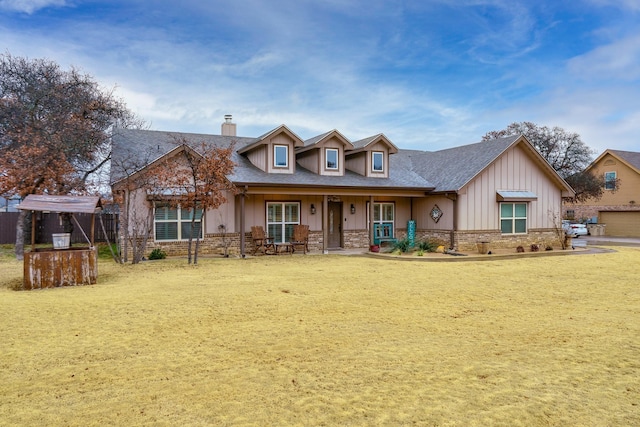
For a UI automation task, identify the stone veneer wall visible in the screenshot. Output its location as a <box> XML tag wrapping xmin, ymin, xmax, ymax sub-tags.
<box><xmin>451</xmin><ymin>229</ymin><xmax>561</xmax><ymax>252</ymax></box>
<box><xmin>564</xmin><ymin>204</ymin><xmax>640</xmax><ymax>222</ymax></box>
<box><xmin>124</xmin><ymin>227</ymin><xmax>563</xmax><ymax>258</ymax></box>
<box><xmin>343</xmin><ymin>229</ymin><xmax>370</xmax><ymax>249</ymax></box>
<box><xmin>142</xmin><ymin>232</ymin><xmax>243</xmax><ymax>257</ymax></box>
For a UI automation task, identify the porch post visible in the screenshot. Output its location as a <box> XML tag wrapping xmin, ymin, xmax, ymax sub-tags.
<box><xmin>369</xmin><ymin>195</ymin><xmax>375</xmax><ymax>245</ymax></box>
<box><xmin>322</xmin><ymin>195</ymin><xmax>328</xmax><ymax>254</ymax></box>
<box><xmin>446</xmin><ymin>193</ymin><xmax>458</xmax><ymax>250</ymax></box>
<box><xmin>240</xmin><ymin>186</ymin><xmax>246</xmax><ymax>258</ymax></box>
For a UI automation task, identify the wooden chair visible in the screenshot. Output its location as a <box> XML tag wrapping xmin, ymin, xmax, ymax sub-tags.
<box><xmin>290</xmin><ymin>224</ymin><xmax>309</xmax><ymax>254</ymax></box>
<box><xmin>251</xmin><ymin>226</ymin><xmax>274</xmax><ymax>255</ymax></box>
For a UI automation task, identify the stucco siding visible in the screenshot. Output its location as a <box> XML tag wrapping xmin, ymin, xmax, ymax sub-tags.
<box><xmin>589</xmin><ymin>154</ymin><xmax>640</xmax><ymax>206</ymax></box>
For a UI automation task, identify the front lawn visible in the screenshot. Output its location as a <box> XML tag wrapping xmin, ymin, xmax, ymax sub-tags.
<box><xmin>1</xmin><ymin>248</ymin><xmax>638</xmax><ymax>426</ymax></box>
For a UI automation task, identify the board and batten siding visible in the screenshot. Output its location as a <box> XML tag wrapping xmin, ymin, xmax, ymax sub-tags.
<box><xmin>413</xmin><ymin>197</ymin><xmax>454</xmax><ymax>230</ymax></box>
<box><xmin>457</xmin><ymin>144</ymin><xmax>562</xmax><ymax>231</ymax></box>
<box><xmin>246</xmin><ymin>145</ymin><xmax>267</xmax><ymax>172</ymax></box>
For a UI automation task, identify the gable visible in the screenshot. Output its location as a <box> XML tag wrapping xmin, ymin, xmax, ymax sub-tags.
<box><xmin>456</xmin><ymin>143</ymin><xmax>567</xmax><ymax>231</ymax></box>
<box><xmin>587</xmin><ymin>151</ymin><xmax>640</xmax><ymax>204</ymax></box>
<box><xmin>296</xmin><ymin>132</ymin><xmax>353</xmax><ymax>176</ymax></box>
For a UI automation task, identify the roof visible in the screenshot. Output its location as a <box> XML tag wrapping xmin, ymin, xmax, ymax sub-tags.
<box><xmin>17</xmin><ymin>195</ymin><xmax>102</xmax><ymax>214</ymax></box>
<box><xmin>396</xmin><ymin>135</ymin><xmax>520</xmax><ymax>191</ymax></box>
<box><xmin>110</xmin><ymin>127</ymin><xmax>572</xmax><ymax>195</ymax></box>
<box><xmin>111</xmin><ymin>128</ymin><xmax>435</xmax><ymax>191</ymax></box>
<box><xmin>603</xmin><ymin>149</ymin><xmax>640</xmax><ymax>173</ymax></box>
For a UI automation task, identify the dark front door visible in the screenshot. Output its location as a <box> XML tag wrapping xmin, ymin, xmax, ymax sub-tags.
<box><xmin>327</xmin><ymin>201</ymin><xmax>342</xmax><ymax>249</ymax></box>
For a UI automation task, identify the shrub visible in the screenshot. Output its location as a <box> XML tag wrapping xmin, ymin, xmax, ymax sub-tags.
<box><xmin>417</xmin><ymin>240</ymin><xmax>438</xmax><ymax>252</ymax></box>
<box><xmin>516</xmin><ymin>246</ymin><xmax>525</xmax><ymax>253</ymax></box>
<box><xmin>148</xmin><ymin>248</ymin><xmax>167</xmax><ymax>260</ymax></box>
<box><xmin>391</xmin><ymin>238</ymin><xmax>412</xmax><ymax>253</ymax></box>
<box><xmin>530</xmin><ymin>244</ymin><xmax>540</xmax><ymax>252</ymax></box>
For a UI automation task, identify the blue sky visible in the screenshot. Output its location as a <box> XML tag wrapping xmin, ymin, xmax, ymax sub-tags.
<box><xmin>2</xmin><ymin>0</ymin><xmax>639</xmax><ymax>155</ymax></box>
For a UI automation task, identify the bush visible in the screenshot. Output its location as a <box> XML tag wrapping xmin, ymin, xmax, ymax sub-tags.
<box><xmin>416</xmin><ymin>240</ymin><xmax>438</xmax><ymax>252</ymax></box>
<box><xmin>391</xmin><ymin>238</ymin><xmax>412</xmax><ymax>253</ymax></box>
<box><xmin>148</xmin><ymin>248</ymin><xmax>167</xmax><ymax>260</ymax></box>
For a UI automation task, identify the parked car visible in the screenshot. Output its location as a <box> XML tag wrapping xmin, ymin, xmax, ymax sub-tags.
<box><xmin>562</xmin><ymin>220</ymin><xmax>589</xmax><ymax>237</ymax></box>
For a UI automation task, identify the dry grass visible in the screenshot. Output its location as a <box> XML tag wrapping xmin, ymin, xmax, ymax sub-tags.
<box><xmin>1</xmin><ymin>247</ymin><xmax>639</xmax><ymax>426</ymax></box>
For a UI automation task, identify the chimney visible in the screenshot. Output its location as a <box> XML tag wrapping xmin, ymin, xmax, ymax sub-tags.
<box><xmin>221</xmin><ymin>114</ymin><xmax>236</xmax><ymax>136</ymax></box>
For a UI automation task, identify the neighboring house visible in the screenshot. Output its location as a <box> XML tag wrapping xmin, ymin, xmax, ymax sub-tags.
<box><xmin>110</xmin><ymin>117</ymin><xmax>574</xmax><ymax>256</ymax></box>
<box><xmin>0</xmin><ymin>195</ymin><xmax>21</xmax><ymax>212</ymax></box>
<box><xmin>564</xmin><ymin>149</ymin><xmax>640</xmax><ymax>237</ymax></box>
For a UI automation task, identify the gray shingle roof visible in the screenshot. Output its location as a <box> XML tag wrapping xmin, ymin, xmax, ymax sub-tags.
<box><xmin>111</xmin><ymin>128</ymin><xmax>525</xmax><ymax>193</ymax></box>
<box><xmin>610</xmin><ymin>149</ymin><xmax>640</xmax><ymax>171</ymax></box>
<box><xmin>111</xmin><ymin>128</ymin><xmax>435</xmax><ymax>190</ymax></box>
<box><xmin>394</xmin><ymin>135</ymin><xmax>521</xmax><ymax>191</ymax></box>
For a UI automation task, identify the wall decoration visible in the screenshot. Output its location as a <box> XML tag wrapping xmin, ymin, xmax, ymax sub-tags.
<box><xmin>430</xmin><ymin>204</ymin><xmax>443</xmax><ymax>223</ymax></box>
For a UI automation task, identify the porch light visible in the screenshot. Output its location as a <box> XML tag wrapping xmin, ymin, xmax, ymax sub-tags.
<box><xmin>310</xmin><ymin>204</ymin><xmax>316</xmax><ymax>215</ymax></box>
<box><xmin>350</xmin><ymin>204</ymin><xmax>356</xmax><ymax>214</ymax></box>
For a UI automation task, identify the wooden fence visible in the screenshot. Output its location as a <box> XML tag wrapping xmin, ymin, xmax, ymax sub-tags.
<box><xmin>0</xmin><ymin>212</ymin><xmax>118</xmax><ymax>245</ymax></box>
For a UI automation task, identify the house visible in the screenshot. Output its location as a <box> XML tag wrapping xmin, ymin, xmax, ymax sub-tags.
<box><xmin>564</xmin><ymin>149</ymin><xmax>640</xmax><ymax>237</ymax></box>
<box><xmin>110</xmin><ymin>117</ymin><xmax>574</xmax><ymax>256</ymax></box>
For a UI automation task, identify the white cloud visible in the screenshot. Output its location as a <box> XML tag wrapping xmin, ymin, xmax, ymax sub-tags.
<box><xmin>567</xmin><ymin>34</ymin><xmax>640</xmax><ymax>82</ymax></box>
<box><xmin>0</xmin><ymin>0</ymin><xmax>67</xmax><ymax>14</ymax></box>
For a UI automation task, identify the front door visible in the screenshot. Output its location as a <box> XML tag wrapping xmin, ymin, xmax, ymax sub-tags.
<box><xmin>327</xmin><ymin>201</ymin><xmax>342</xmax><ymax>249</ymax></box>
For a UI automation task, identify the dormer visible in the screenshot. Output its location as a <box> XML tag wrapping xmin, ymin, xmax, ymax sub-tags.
<box><xmin>237</xmin><ymin>125</ymin><xmax>304</xmax><ymax>174</ymax></box>
<box><xmin>345</xmin><ymin>134</ymin><xmax>399</xmax><ymax>178</ymax></box>
<box><xmin>296</xmin><ymin>130</ymin><xmax>354</xmax><ymax>176</ymax></box>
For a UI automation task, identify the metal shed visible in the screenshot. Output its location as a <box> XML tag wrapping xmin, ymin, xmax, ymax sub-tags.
<box><xmin>17</xmin><ymin>195</ymin><xmax>102</xmax><ymax>290</ymax></box>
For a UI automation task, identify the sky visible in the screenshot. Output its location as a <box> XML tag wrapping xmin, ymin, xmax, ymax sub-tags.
<box><xmin>1</xmin><ymin>0</ymin><xmax>639</xmax><ymax>155</ymax></box>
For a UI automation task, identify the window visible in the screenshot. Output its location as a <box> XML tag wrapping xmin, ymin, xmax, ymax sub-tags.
<box><xmin>367</xmin><ymin>201</ymin><xmax>394</xmax><ymax>228</ymax></box>
<box><xmin>604</xmin><ymin>171</ymin><xmax>616</xmax><ymax>190</ymax></box>
<box><xmin>372</xmin><ymin>151</ymin><xmax>384</xmax><ymax>172</ymax></box>
<box><xmin>274</xmin><ymin>145</ymin><xmax>288</xmax><ymax>168</ymax></box>
<box><xmin>154</xmin><ymin>203</ymin><xmax>203</xmax><ymax>241</ymax></box>
<box><xmin>367</xmin><ymin>202</ymin><xmax>395</xmax><ymax>240</ymax></box>
<box><xmin>267</xmin><ymin>202</ymin><xmax>300</xmax><ymax>243</ymax></box>
<box><xmin>325</xmin><ymin>148</ymin><xmax>338</xmax><ymax>170</ymax></box>
<box><xmin>500</xmin><ymin>203</ymin><xmax>527</xmax><ymax>234</ymax></box>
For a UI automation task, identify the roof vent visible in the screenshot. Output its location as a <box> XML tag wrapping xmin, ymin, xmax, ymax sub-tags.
<box><xmin>221</xmin><ymin>114</ymin><xmax>236</xmax><ymax>136</ymax></box>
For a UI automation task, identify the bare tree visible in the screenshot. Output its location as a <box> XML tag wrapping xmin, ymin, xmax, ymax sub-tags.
<box><xmin>482</xmin><ymin>122</ymin><xmax>612</xmax><ymax>202</ymax></box>
<box><xmin>0</xmin><ymin>53</ymin><xmax>144</xmax><ymax>259</ymax></box>
<box><xmin>110</xmin><ymin>148</ymin><xmax>158</xmax><ymax>264</ymax></box>
<box><xmin>148</xmin><ymin>138</ymin><xmax>236</xmax><ymax>264</ymax></box>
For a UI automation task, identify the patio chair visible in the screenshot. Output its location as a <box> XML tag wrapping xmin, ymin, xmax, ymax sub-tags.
<box><xmin>290</xmin><ymin>224</ymin><xmax>309</xmax><ymax>254</ymax></box>
<box><xmin>251</xmin><ymin>226</ymin><xmax>274</xmax><ymax>255</ymax></box>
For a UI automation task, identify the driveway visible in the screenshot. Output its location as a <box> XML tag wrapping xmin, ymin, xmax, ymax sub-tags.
<box><xmin>582</xmin><ymin>235</ymin><xmax>640</xmax><ymax>247</ymax></box>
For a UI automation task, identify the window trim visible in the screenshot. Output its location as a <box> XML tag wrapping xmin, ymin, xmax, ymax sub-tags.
<box><xmin>325</xmin><ymin>148</ymin><xmax>339</xmax><ymax>170</ymax></box>
<box><xmin>604</xmin><ymin>171</ymin><xmax>616</xmax><ymax>190</ymax></box>
<box><xmin>266</xmin><ymin>201</ymin><xmax>300</xmax><ymax>243</ymax></box>
<box><xmin>372</xmin><ymin>151</ymin><xmax>384</xmax><ymax>172</ymax></box>
<box><xmin>367</xmin><ymin>201</ymin><xmax>395</xmax><ymax>229</ymax></box>
<box><xmin>154</xmin><ymin>202</ymin><xmax>204</xmax><ymax>242</ymax></box>
<box><xmin>273</xmin><ymin>145</ymin><xmax>288</xmax><ymax>168</ymax></box>
<box><xmin>500</xmin><ymin>202</ymin><xmax>527</xmax><ymax>235</ymax></box>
